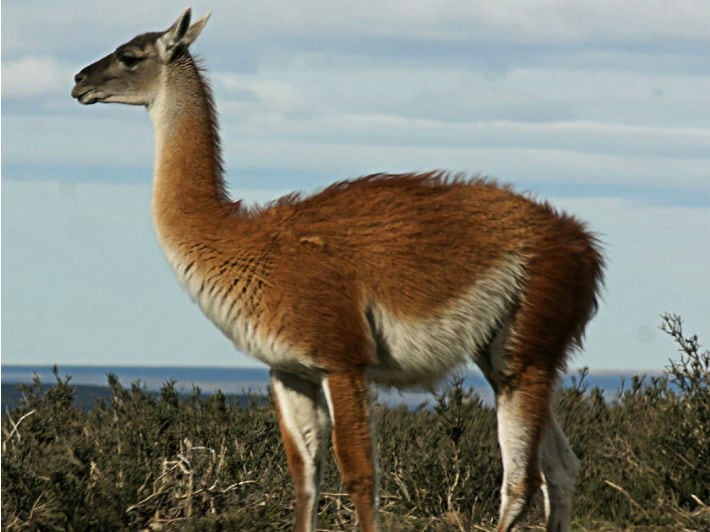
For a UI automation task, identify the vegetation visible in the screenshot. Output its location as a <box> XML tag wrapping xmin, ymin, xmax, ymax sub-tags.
<box><xmin>3</xmin><ymin>314</ymin><xmax>708</xmax><ymax>531</ymax></box>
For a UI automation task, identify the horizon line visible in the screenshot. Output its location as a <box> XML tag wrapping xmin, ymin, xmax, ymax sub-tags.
<box><xmin>1</xmin><ymin>362</ymin><xmax>664</xmax><ymax>376</ymax></box>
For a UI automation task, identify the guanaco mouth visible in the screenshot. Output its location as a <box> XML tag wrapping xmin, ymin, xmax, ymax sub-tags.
<box><xmin>71</xmin><ymin>86</ymin><xmax>105</xmax><ymax>105</ymax></box>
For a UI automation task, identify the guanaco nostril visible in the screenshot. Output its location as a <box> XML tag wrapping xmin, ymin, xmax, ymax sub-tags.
<box><xmin>74</xmin><ymin>72</ymin><xmax>87</xmax><ymax>84</ymax></box>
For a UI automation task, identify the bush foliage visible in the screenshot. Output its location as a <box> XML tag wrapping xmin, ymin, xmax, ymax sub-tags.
<box><xmin>3</xmin><ymin>314</ymin><xmax>708</xmax><ymax>531</ymax></box>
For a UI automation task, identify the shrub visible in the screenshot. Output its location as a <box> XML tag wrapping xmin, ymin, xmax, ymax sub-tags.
<box><xmin>2</xmin><ymin>315</ymin><xmax>708</xmax><ymax>530</ymax></box>
<box><xmin>568</xmin><ymin>314</ymin><xmax>709</xmax><ymax>529</ymax></box>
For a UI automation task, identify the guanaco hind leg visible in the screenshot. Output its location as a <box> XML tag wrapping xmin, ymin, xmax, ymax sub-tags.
<box><xmin>495</xmin><ymin>385</ymin><xmax>546</xmax><ymax>531</ymax></box>
<box><xmin>323</xmin><ymin>372</ymin><xmax>378</xmax><ymax>532</ymax></box>
<box><xmin>540</xmin><ymin>413</ymin><xmax>580</xmax><ymax>532</ymax></box>
<box><xmin>271</xmin><ymin>370</ymin><xmax>329</xmax><ymax>532</ymax></box>
<box><xmin>492</xmin><ymin>367</ymin><xmax>578</xmax><ymax>532</ymax></box>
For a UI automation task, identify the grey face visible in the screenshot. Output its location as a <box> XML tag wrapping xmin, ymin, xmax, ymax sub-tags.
<box><xmin>71</xmin><ymin>8</ymin><xmax>211</xmax><ymax>107</ymax></box>
<box><xmin>71</xmin><ymin>32</ymin><xmax>164</xmax><ymax>106</ymax></box>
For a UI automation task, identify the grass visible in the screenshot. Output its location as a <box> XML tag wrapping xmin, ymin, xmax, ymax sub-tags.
<box><xmin>2</xmin><ymin>313</ymin><xmax>708</xmax><ymax>531</ymax></box>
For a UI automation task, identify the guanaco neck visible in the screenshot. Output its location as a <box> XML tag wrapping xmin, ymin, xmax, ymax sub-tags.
<box><xmin>148</xmin><ymin>53</ymin><xmax>230</xmax><ymax>249</ymax></box>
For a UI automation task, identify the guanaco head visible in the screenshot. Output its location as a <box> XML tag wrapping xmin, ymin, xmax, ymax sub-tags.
<box><xmin>71</xmin><ymin>7</ymin><xmax>210</xmax><ymax>107</ymax></box>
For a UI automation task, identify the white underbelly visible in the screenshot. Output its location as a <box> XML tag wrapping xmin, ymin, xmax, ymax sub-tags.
<box><xmin>367</xmin><ymin>256</ymin><xmax>525</xmax><ymax>389</ymax></box>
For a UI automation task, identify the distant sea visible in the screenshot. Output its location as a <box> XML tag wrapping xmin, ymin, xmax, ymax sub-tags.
<box><xmin>1</xmin><ymin>365</ymin><xmax>650</xmax><ymax>410</ymax></box>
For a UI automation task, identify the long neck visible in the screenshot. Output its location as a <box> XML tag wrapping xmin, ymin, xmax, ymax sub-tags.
<box><xmin>149</xmin><ymin>55</ymin><xmax>229</xmax><ymax>247</ymax></box>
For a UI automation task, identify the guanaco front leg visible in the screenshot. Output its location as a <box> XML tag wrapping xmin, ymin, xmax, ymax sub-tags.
<box><xmin>271</xmin><ymin>370</ymin><xmax>329</xmax><ymax>532</ymax></box>
<box><xmin>323</xmin><ymin>371</ymin><xmax>378</xmax><ymax>532</ymax></box>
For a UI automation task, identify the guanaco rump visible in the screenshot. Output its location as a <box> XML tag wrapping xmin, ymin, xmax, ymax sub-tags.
<box><xmin>72</xmin><ymin>8</ymin><xmax>604</xmax><ymax>532</ymax></box>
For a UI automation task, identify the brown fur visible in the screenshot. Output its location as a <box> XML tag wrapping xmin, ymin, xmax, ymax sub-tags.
<box><xmin>72</xmin><ymin>12</ymin><xmax>604</xmax><ymax>530</ymax></box>
<box><xmin>327</xmin><ymin>372</ymin><xmax>378</xmax><ymax>531</ymax></box>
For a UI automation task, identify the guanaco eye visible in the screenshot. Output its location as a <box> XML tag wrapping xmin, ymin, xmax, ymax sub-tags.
<box><xmin>118</xmin><ymin>54</ymin><xmax>142</xmax><ymax>68</ymax></box>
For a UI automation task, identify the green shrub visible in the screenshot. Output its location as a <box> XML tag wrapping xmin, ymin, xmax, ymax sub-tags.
<box><xmin>564</xmin><ymin>314</ymin><xmax>709</xmax><ymax>530</ymax></box>
<box><xmin>2</xmin><ymin>315</ymin><xmax>708</xmax><ymax>530</ymax></box>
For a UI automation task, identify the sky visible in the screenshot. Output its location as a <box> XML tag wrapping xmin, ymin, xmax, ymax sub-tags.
<box><xmin>2</xmin><ymin>1</ymin><xmax>709</xmax><ymax>371</ymax></box>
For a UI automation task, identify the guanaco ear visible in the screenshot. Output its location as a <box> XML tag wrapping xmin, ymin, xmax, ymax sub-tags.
<box><xmin>184</xmin><ymin>11</ymin><xmax>211</xmax><ymax>46</ymax></box>
<box><xmin>158</xmin><ymin>8</ymin><xmax>210</xmax><ymax>62</ymax></box>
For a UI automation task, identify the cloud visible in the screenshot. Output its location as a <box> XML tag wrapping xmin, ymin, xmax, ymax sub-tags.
<box><xmin>1</xmin><ymin>56</ymin><xmax>72</xmax><ymax>99</ymax></box>
<box><xmin>4</xmin><ymin>2</ymin><xmax>708</xmax><ymax>68</ymax></box>
<box><xmin>6</xmin><ymin>109</ymin><xmax>705</xmax><ymax>193</ymax></box>
<box><xmin>2</xmin><ymin>2</ymin><xmax>708</xmax><ymax>193</ymax></box>
<box><xmin>205</xmin><ymin>0</ymin><xmax>710</xmax><ymax>46</ymax></box>
<box><xmin>214</xmin><ymin>74</ymin><xmax>314</xmax><ymax>118</ymax></box>
<box><xmin>197</xmin><ymin>0</ymin><xmax>710</xmax><ymax>77</ymax></box>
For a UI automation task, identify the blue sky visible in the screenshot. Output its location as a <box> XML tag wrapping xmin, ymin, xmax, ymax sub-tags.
<box><xmin>2</xmin><ymin>1</ymin><xmax>709</xmax><ymax>371</ymax></box>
